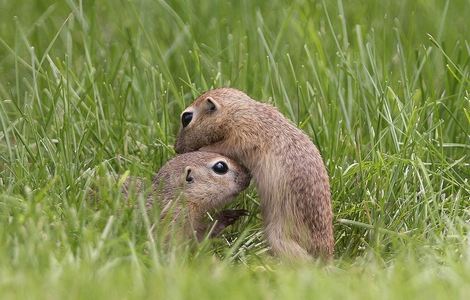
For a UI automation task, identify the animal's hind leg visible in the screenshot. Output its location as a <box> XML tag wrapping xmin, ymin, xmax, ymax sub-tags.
<box><xmin>264</xmin><ymin>222</ymin><xmax>311</xmax><ymax>262</ymax></box>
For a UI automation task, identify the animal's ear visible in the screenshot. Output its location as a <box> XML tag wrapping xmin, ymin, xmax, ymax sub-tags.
<box><xmin>184</xmin><ymin>167</ymin><xmax>194</xmax><ymax>183</ymax></box>
<box><xmin>205</xmin><ymin>97</ymin><xmax>219</xmax><ymax>112</ymax></box>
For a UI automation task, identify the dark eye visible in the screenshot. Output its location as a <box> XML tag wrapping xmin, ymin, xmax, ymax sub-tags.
<box><xmin>212</xmin><ymin>161</ymin><xmax>229</xmax><ymax>174</ymax></box>
<box><xmin>181</xmin><ymin>112</ymin><xmax>193</xmax><ymax>128</ymax></box>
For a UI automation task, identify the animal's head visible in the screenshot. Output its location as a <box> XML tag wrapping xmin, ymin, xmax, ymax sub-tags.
<box><xmin>156</xmin><ymin>151</ymin><xmax>251</xmax><ymax>214</ymax></box>
<box><xmin>174</xmin><ymin>88</ymin><xmax>252</xmax><ymax>153</ymax></box>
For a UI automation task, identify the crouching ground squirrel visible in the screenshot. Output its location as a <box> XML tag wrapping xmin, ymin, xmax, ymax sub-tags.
<box><xmin>175</xmin><ymin>88</ymin><xmax>333</xmax><ymax>260</ymax></box>
<box><xmin>123</xmin><ymin>151</ymin><xmax>251</xmax><ymax>241</ymax></box>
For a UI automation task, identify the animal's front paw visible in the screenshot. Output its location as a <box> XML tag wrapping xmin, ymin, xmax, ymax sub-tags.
<box><xmin>216</xmin><ymin>209</ymin><xmax>249</xmax><ymax>226</ymax></box>
<box><xmin>209</xmin><ymin>209</ymin><xmax>249</xmax><ymax>237</ymax></box>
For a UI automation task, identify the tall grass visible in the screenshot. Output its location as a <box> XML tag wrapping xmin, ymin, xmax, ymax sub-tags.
<box><xmin>0</xmin><ymin>0</ymin><xmax>469</xmax><ymax>298</ymax></box>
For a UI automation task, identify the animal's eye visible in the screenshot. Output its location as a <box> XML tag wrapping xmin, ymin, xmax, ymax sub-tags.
<box><xmin>181</xmin><ymin>112</ymin><xmax>193</xmax><ymax>128</ymax></box>
<box><xmin>212</xmin><ymin>161</ymin><xmax>229</xmax><ymax>174</ymax></box>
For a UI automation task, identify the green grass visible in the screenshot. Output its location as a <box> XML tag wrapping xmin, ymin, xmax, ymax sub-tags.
<box><xmin>0</xmin><ymin>0</ymin><xmax>469</xmax><ymax>298</ymax></box>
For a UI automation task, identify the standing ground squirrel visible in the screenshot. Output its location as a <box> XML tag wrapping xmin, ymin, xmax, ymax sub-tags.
<box><xmin>123</xmin><ymin>151</ymin><xmax>251</xmax><ymax>240</ymax></box>
<box><xmin>175</xmin><ymin>88</ymin><xmax>333</xmax><ymax>260</ymax></box>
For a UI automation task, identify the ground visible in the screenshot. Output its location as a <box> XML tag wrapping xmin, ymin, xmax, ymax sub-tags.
<box><xmin>0</xmin><ymin>0</ymin><xmax>469</xmax><ymax>299</ymax></box>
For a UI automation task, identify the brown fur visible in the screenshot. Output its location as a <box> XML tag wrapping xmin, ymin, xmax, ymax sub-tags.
<box><xmin>123</xmin><ymin>151</ymin><xmax>251</xmax><ymax>240</ymax></box>
<box><xmin>175</xmin><ymin>88</ymin><xmax>333</xmax><ymax>260</ymax></box>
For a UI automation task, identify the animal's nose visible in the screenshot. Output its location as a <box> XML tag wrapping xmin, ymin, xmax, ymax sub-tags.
<box><xmin>237</xmin><ymin>171</ymin><xmax>252</xmax><ymax>189</ymax></box>
<box><xmin>174</xmin><ymin>141</ymin><xmax>183</xmax><ymax>154</ymax></box>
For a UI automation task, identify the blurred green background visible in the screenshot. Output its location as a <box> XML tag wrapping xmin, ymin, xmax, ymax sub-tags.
<box><xmin>0</xmin><ymin>0</ymin><xmax>469</xmax><ymax>298</ymax></box>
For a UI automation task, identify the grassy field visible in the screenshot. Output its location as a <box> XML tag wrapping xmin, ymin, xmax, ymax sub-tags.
<box><xmin>0</xmin><ymin>0</ymin><xmax>469</xmax><ymax>298</ymax></box>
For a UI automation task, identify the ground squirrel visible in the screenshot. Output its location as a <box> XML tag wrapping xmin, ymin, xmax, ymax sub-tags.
<box><xmin>175</xmin><ymin>88</ymin><xmax>333</xmax><ymax>260</ymax></box>
<box><xmin>123</xmin><ymin>151</ymin><xmax>251</xmax><ymax>240</ymax></box>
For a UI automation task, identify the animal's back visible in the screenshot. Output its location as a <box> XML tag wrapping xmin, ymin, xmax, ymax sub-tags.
<box><xmin>252</xmin><ymin>108</ymin><xmax>333</xmax><ymax>257</ymax></box>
